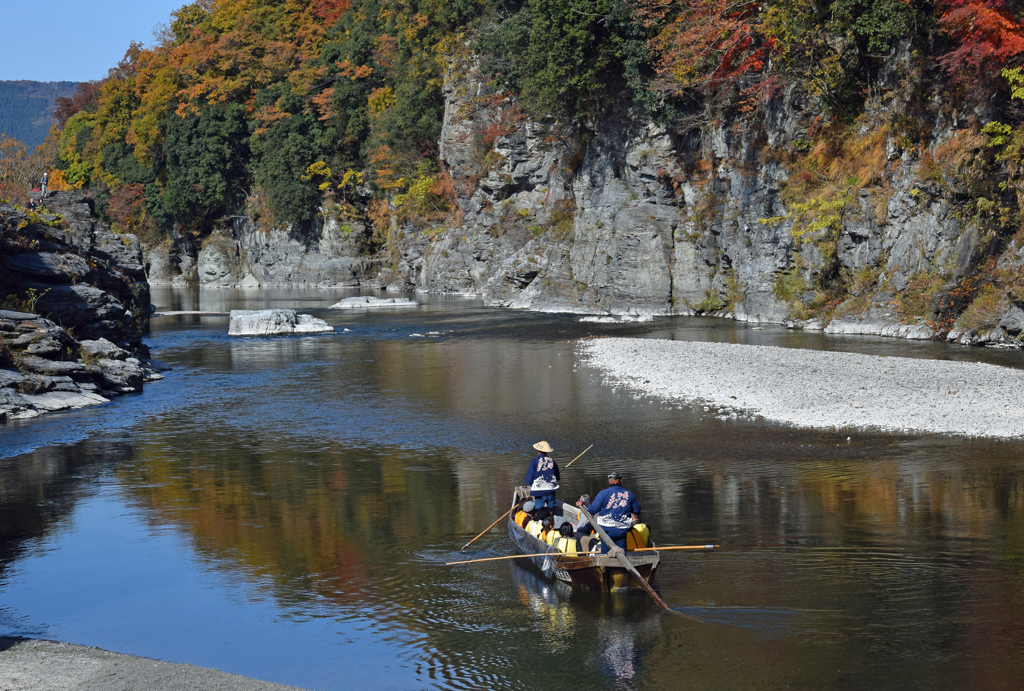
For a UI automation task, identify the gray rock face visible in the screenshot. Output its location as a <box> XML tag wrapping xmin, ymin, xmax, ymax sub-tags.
<box><xmin>228</xmin><ymin>309</ymin><xmax>334</xmax><ymax>336</ymax></box>
<box><xmin>149</xmin><ymin>215</ymin><xmax>378</xmax><ymax>288</ymax></box>
<box><xmin>412</xmin><ymin>64</ymin><xmax>796</xmax><ymax>319</ymax></box>
<box><xmin>3</xmin><ymin>192</ymin><xmax>149</xmax><ymax>352</ymax></box>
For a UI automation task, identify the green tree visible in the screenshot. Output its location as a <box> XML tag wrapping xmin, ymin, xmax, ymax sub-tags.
<box><xmin>251</xmin><ymin>91</ymin><xmax>321</xmax><ymax>227</ymax></box>
<box><xmin>162</xmin><ymin>102</ymin><xmax>249</xmax><ymax>228</ymax></box>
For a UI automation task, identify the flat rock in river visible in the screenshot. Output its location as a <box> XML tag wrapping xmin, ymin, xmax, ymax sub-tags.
<box><xmin>228</xmin><ymin>309</ymin><xmax>334</xmax><ymax>336</ymax></box>
<box><xmin>330</xmin><ymin>296</ymin><xmax>417</xmax><ymax>309</ymax></box>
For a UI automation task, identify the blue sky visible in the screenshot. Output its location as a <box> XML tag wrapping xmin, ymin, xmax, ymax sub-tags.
<box><xmin>0</xmin><ymin>1</ymin><xmax>188</xmax><ymax>82</ymax></box>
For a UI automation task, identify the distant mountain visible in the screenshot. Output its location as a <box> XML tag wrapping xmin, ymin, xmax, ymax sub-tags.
<box><xmin>0</xmin><ymin>81</ymin><xmax>80</xmax><ymax>150</ymax></box>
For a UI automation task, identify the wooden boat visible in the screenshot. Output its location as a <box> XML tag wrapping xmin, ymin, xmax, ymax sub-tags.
<box><xmin>507</xmin><ymin>486</ymin><xmax>660</xmax><ymax>593</ymax></box>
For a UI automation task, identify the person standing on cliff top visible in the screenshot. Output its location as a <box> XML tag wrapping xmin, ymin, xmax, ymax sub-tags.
<box><xmin>40</xmin><ymin>171</ymin><xmax>48</xmax><ymax>197</ymax></box>
<box><xmin>524</xmin><ymin>441</ymin><xmax>560</xmax><ymax>511</ymax></box>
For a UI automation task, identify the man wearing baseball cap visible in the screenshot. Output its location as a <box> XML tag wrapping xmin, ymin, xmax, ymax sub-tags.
<box><xmin>585</xmin><ymin>471</ymin><xmax>641</xmax><ymax>554</ymax></box>
<box><xmin>524</xmin><ymin>441</ymin><xmax>560</xmax><ymax>511</ymax></box>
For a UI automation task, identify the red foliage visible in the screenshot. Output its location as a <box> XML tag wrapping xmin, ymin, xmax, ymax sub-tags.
<box><xmin>106</xmin><ymin>183</ymin><xmax>151</xmax><ymax>236</ymax></box>
<box><xmin>373</xmin><ymin>34</ymin><xmax>399</xmax><ymax>75</ymax></box>
<box><xmin>53</xmin><ymin>81</ymin><xmax>104</xmax><ymax>128</ymax></box>
<box><xmin>938</xmin><ymin>0</ymin><xmax>1024</xmax><ymax>77</ymax></box>
<box><xmin>312</xmin><ymin>0</ymin><xmax>350</xmax><ymax>25</ymax></box>
<box><xmin>632</xmin><ymin>0</ymin><xmax>776</xmax><ymax>96</ymax></box>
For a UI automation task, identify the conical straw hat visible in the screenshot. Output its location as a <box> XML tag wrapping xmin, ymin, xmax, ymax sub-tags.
<box><xmin>533</xmin><ymin>441</ymin><xmax>553</xmax><ymax>453</ymax></box>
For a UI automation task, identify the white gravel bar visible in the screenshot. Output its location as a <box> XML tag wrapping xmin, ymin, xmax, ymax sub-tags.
<box><xmin>579</xmin><ymin>337</ymin><xmax>1024</xmax><ymax>438</ymax></box>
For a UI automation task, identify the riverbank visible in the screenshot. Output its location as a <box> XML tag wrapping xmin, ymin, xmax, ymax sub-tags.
<box><xmin>0</xmin><ymin>638</ymin><xmax>306</xmax><ymax>690</ymax></box>
<box><xmin>578</xmin><ymin>337</ymin><xmax>1024</xmax><ymax>438</ymax></box>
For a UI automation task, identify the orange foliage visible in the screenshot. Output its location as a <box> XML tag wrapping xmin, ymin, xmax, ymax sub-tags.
<box><xmin>48</xmin><ymin>169</ymin><xmax>71</xmax><ymax>192</ymax></box>
<box><xmin>337</xmin><ymin>60</ymin><xmax>374</xmax><ymax>80</ymax></box>
<box><xmin>480</xmin><ymin>103</ymin><xmax>526</xmax><ymax>149</ymax></box>
<box><xmin>312</xmin><ymin>88</ymin><xmax>336</xmax><ymax>121</ymax></box>
<box><xmin>631</xmin><ymin>0</ymin><xmax>779</xmax><ymax>96</ymax></box>
<box><xmin>369</xmin><ymin>145</ymin><xmax>403</xmax><ymax>191</ymax></box>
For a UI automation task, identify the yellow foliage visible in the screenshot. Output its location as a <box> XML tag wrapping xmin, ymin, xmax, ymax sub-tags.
<box><xmin>301</xmin><ymin>160</ymin><xmax>332</xmax><ymax>182</ymax></box>
<box><xmin>393</xmin><ymin>171</ymin><xmax>457</xmax><ymax>223</ymax></box>
<box><xmin>367</xmin><ymin>86</ymin><xmax>396</xmax><ymax>117</ymax></box>
<box><xmin>339</xmin><ymin>169</ymin><xmax>363</xmax><ymax>189</ymax></box>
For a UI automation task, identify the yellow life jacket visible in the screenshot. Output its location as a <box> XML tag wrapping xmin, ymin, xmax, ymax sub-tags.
<box><xmin>626</xmin><ymin>523</ymin><xmax>650</xmax><ymax>550</ymax></box>
<box><xmin>555</xmin><ymin>537</ymin><xmax>578</xmax><ymax>554</ymax></box>
<box><xmin>514</xmin><ymin>510</ymin><xmax>530</xmax><ymax>528</ymax></box>
<box><xmin>526</xmin><ymin>520</ymin><xmax>544</xmax><ymax>539</ymax></box>
<box><xmin>545</xmin><ymin>529</ymin><xmax>558</xmax><ymax>546</ymax></box>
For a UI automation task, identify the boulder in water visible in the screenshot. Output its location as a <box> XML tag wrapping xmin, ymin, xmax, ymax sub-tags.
<box><xmin>330</xmin><ymin>296</ymin><xmax>417</xmax><ymax>309</ymax></box>
<box><xmin>228</xmin><ymin>309</ymin><xmax>334</xmax><ymax>336</ymax></box>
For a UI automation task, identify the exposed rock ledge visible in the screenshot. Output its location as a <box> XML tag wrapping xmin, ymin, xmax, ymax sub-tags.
<box><xmin>0</xmin><ymin>311</ymin><xmax>164</xmax><ymax>421</ymax></box>
<box><xmin>228</xmin><ymin>309</ymin><xmax>333</xmax><ymax>336</ymax></box>
<box><xmin>579</xmin><ymin>337</ymin><xmax>1024</xmax><ymax>438</ymax></box>
<box><xmin>2</xmin><ymin>192</ymin><xmax>161</xmax><ymax>423</ymax></box>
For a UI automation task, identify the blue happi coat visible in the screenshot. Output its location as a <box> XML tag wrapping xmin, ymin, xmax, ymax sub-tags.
<box><xmin>524</xmin><ymin>453</ymin><xmax>560</xmax><ymax>497</ymax></box>
<box><xmin>588</xmin><ymin>486</ymin><xmax>640</xmax><ymax>530</ymax></box>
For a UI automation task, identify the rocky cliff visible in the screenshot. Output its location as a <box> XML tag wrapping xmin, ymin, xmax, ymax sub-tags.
<box><xmin>144</xmin><ymin>49</ymin><xmax>1024</xmax><ymax>348</ymax></box>
<box><xmin>0</xmin><ymin>192</ymin><xmax>161</xmax><ymax>421</ymax></box>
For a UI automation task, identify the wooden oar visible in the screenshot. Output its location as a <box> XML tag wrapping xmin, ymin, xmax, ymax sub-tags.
<box><xmin>563</xmin><ymin>444</ymin><xmax>593</xmax><ymax>469</ymax></box>
<box><xmin>446</xmin><ymin>550</ymin><xmax>601</xmax><ymax>566</ymax></box>
<box><xmin>460</xmin><ymin>505</ymin><xmax>516</xmax><ymax>551</ymax></box>
<box><xmin>448</xmin><ymin>544</ymin><xmax>718</xmax><ymax>564</ymax></box>
<box><xmin>579</xmin><ymin>506</ymin><xmax>670</xmax><ymax>609</ymax></box>
<box><xmin>632</xmin><ymin>545</ymin><xmax>719</xmax><ymax>552</ymax></box>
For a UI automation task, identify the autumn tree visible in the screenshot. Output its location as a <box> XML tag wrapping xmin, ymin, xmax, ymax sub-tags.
<box><xmin>938</xmin><ymin>0</ymin><xmax>1024</xmax><ymax>82</ymax></box>
<box><xmin>0</xmin><ymin>134</ymin><xmax>31</xmax><ymax>202</ymax></box>
<box><xmin>633</xmin><ymin>0</ymin><xmax>776</xmax><ymax>97</ymax></box>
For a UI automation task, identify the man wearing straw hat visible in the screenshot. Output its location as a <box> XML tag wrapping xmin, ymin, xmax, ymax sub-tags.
<box><xmin>524</xmin><ymin>440</ymin><xmax>560</xmax><ymax>511</ymax></box>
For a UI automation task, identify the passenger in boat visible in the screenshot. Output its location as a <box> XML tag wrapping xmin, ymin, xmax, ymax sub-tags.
<box><xmin>526</xmin><ymin>508</ymin><xmax>550</xmax><ymax>540</ymax></box>
<box><xmin>553</xmin><ymin>523</ymin><xmax>578</xmax><ymax>554</ymax></box>
<box><xmin>514</xmin><ymin>500</ymin><xmax>535</xmax><ymax>529</ymax></box>
<box><xmin>586</xmin><ymin>471</ymin><xmax>641</xmax><ymax>556</ymax></box>
<box><xmin>573</xmin><ymin>494</ymin><xmax>597</xmax><ymax>552</ymax></box>
<box><xmin>571</xmin><ymin>494</ymin><xmax>591</xmax><ymax>529</ymax></box>
<box><xmin>524</xmin><ymin>441</ymin><xmax>560</xmax><ymax>510</ymax></box>
<box><xmin>626</xmin><ymin>523</ymin><xmax>650</xmax><ymax>550</ymax></box>
<box><xmin>543</xmin><ymin>513</ymin><xmax>559</xmax><ymax>546</ymax></box>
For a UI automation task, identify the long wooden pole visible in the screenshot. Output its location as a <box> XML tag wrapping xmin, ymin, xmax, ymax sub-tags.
<box><xmin>563</xmin><ymin>444</ymin><xmax>593</xmax><ymax>469</ymax></box>
<box><xmin>632</xmin><ymin>545</ymin><xmax>719</xmax><ymax>552</ymax></box>
<box><xmin>448</xmin><ymin>544</ymin><xmax>718</xmax><ymax>565</ymax></box>
<box><xmin>446</xmin><ymin>550</ymin><xmax>601</xmax><ymax>566</ymax></box>
<box><xmin>579</xmin><ymin>507</ymin><xmax>669</xmax><ymax>609</ymax></box>
<box><xmin>460</xmin><ymin>505</ymin><xmax>515</xmax><ymax>551</ymax></box>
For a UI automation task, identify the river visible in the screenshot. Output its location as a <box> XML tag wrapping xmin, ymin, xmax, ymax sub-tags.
<box><xmin>2</xmin><ymin>288</ymin><xmax>1024</xmax><ymax>690</ymax></box>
